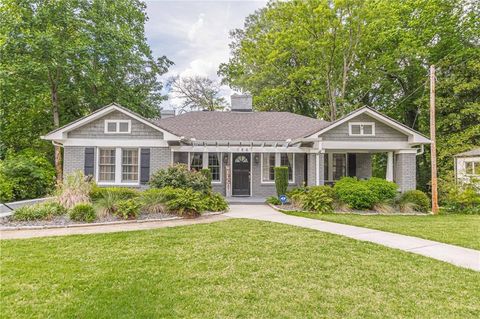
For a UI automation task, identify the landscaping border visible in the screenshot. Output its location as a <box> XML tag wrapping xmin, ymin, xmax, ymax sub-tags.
<box><xmin>0</xmin><ymin>211</ymin><xmax>225</xmax><ymax>231</ymax></box>
<box><xmin>267</xmin><ymin>203</ymin><xmax>430</xmax><ymax>216</ymax></box>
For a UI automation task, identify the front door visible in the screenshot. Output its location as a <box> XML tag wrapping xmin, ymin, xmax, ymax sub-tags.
<box><xmin>232</xmin><ymin>153</ymin><xmax>251</xmax><ymax>196</ymax></box>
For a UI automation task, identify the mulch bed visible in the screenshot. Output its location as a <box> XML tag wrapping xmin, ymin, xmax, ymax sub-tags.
<box><xmin>270</xmin><ymin>204</ymin><xmax>429</xmax><ymax>216</ymax></box>
<box><xmin>0</xmin><ymin>211</ymin><xmax>175</xmax><ymax>228</ymax></box>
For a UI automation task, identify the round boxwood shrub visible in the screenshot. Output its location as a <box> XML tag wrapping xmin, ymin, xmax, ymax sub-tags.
<box><xmin>334</xmin><ymin>177</ymin><xmax>377</xmax><ymax>210</ymax></box>
<box><xmin>365</xmin><ymin>178</ymin><xmax>399</xmax><ymax>203</ymax></box>
<box><xmin>69</xmin><ymin>203</ymin><xmax>96</xmax><ymax>223</ymax></box>
<box><xmin>399</xmin><ymin>190</ymin><xmax>430</xmax><ymax>213</ymax></box>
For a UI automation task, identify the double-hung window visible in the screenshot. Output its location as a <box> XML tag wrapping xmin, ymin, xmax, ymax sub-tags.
<box><xmin>190</xmin><ymin>153</ymin><xmax>203</xmax><ymax>171</ymax></box>
<box><xmin>262</xmin><ymin>153</ymin><xmax>294</xmax><ymax>183</ymax></box>
<box><xmin>97</xmin><ymin>148</ymin><xmax>139</xmax><ymax>184</ymax></box>
<box><xmin>349</xmin><ymin>122</ymin><xmax>375</xmax><ymax>136</ymax></box>
<box><xmin>208</xmin><ymin>153</ymin><xmax>221</xmax><ymax>182</ymax></box>
<box><xmin>262</xmin><ymin>153</ymin><xmax>276</xmax><ymax>182</ymax></box>
<box><xmin>99</xmin><ymin>149</ymin><xmax>116</xmax><ymax>182</ymax></box>
<box><xmin>122</xmin><ymin>149</ymin><xmax>139</xmax><ymax>182</ymax></box>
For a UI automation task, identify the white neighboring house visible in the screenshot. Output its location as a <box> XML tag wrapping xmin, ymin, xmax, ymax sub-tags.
<box><xmin>454</xmin><ymin>148</ymin><xmax>480</xmax><ymax>185</ymax></box>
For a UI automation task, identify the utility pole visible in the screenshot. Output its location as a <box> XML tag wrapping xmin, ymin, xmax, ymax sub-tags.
<box><xmin>430</xmin><ymin>65</ymin><xmax>439</xmax><ymax>214</ymax></box>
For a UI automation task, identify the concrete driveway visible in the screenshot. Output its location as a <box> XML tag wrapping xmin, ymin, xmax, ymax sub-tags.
<box><xmin>225</xmin><ymin>205</ymin><xmax>480</xmax><ymax>272</ymax></box>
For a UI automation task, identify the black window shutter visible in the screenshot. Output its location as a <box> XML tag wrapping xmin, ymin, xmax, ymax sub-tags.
<box><xmin>347</xmin><ymin>153</ymin><xmax>356</xmax><ymax>177</ymax></box>
<box><xmin>84</xmin><ymin>148</ymin><xmax>95</xmax><ymax>176</ymax></box>
<box><xmin>140</xmin><ymin>148</ymin><xmax>150</xmax><ymax>184</ymax></box>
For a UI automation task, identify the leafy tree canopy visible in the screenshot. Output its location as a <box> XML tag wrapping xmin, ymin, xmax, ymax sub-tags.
<box><xmin>0</xmin><ymin>0</ymin><xmax>173</xmax><ymax>174</ymax></box>
<box><xmin>219</xmin><ymin>0</ymin><xmax>479</xmax><ymax>186</ymax></box>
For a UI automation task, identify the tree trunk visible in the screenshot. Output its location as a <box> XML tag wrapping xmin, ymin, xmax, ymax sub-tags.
<box><xmin>50</xmin><ymin>71</ymin><xmax>63</xmax><ymax>183</ymax></box>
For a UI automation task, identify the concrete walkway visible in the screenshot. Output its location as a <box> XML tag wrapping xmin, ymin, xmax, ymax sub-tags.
<box><xmin>225</xmin><ymin>205</ymin><xmax>480</xmax><ymax>271</ymax></box>
<box><xmin>0</xmin><ymin>214</ymin><xmax>230</xmax><ymax>240</ymax></box>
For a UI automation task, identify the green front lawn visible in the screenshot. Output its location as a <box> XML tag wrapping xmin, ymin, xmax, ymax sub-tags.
<box><xmin>2</xmin><ymin>220</ymin><xmax>479</xmax><ymax>318</ymax></box>
<box><xmin>283</xmin><ymin>211</ymin><xmax>480</xmax><ymax>250</ymax></box>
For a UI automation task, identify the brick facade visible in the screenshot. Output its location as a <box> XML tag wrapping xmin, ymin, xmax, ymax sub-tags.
<box><xmin>394</xmin><ymin>153</ymin><xmax>416</xmax><ymax>192</ymax></box>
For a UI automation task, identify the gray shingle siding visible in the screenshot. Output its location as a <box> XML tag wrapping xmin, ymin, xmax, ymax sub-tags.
<box><xmin>394</xmin><ymin>153</ymin><xmax>416</xmax><ymax>192</ymax></box>
<box><xmin>356</xmin><ymin>153</ymin><xmax>372</xmax><ymax>179</ymax></box>
<box><xmin>320</xmin><ymin>114</ymin><xmax>408</xmax><ymax>141</ymax></box>
<box><xmin>68</xmin><ymin>111</ymin><xmax>163</xmax><ymax>139</ymax></box>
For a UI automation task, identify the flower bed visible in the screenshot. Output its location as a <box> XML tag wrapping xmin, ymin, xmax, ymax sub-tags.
<box><xmin>1</xmin><ymin>169</ymin><xmax>229</xmax><ymax>228</ymax></box>
<box><xmin>268</xmin><ymin>177</ymin><xmax>431</xmax><ymax>215</ymax></box>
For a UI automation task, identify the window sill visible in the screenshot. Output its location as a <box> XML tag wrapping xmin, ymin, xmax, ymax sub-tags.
<box><xmin>97</xmin><ymin>182</ymin><xmax>140</xmax><ymax>187</ymax></box>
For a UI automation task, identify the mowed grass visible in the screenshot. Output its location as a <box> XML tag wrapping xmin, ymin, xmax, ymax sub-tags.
<box><xmin>1</xmin><ymin>219</ymin><xmax>479</xmax><ymax>319</ymax></box>
<box><xmin>283</xmin><ymin>211</ymin><xmax>480</xmax><ymax>250</ymax></box>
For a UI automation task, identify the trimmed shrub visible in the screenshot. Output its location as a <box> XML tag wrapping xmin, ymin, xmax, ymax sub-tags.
<box><xmin>116</xmin><ymin>199</ymin><xmax>142</xmax><ymax>219</ymax></box>
<box><xmin>69</xmin><ymin>203</ymin><xmax>96</xmax><ymax>222</ymax></box>
<box><xmin>266</xmin><ymin>196</ymin><xmax>282</xmax><ymax>205</ymax></box>
<box><xmin>365</xmin><ymin>178</ymin><xmax>398</xmax><ymax>203</ymax></box>
<box><xmin>12</xmin><ymin>201</ymin><xmax>66</xmax><ymax>221</ymax></box>
<box><xmin>398</xmin><ymin>190</ymin><xmax>430</xmax><ymax>213</ymax></box>
<box><xmin>57</xmin><ymin>171</ymin><xmax>94</xmax><ymax>209</ymax></box>
<box><xmin>165</xmin><ymin>188</ymin><xmax>205</xmax><ymax>217</ymax></box>
<box><xmin>149</xmin><ymin>164</ymin><xmax>210</xmax><ymax>193</ymax></box>
<box><xmin>0</xmin><ymin>150</ymin><xmax>55</xmax><ymax>201</ymax></box>
<box><xmin>274</xmin><ymin>166</ymin><xmax>289</xmax><ymax>197</ymax></box>
<box><xmin>334</xmin><ymin>177</ymin><xmax>377</xmax><ymax>210</ymax></box>
<box><xmin>203</xmin><ymin>192</ymin><xmax>228</xmax><ymax>212</ymax></box>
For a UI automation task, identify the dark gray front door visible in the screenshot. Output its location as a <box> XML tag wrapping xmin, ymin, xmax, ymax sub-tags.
<box><xmin>232</xmin><ymin>153</ymin><xmax>250</xmax><ymax>196</ymax></box>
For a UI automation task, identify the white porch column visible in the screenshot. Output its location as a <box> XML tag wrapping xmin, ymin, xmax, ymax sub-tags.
<box><xmin>315</xmin><ymin>153</ymin><xmax>320</xmax><ymax>185</ymax></box>
<box><xmin>386</xmin><ymin>151</ymin><xmax>394</xmax><ymax>181</ymax></box>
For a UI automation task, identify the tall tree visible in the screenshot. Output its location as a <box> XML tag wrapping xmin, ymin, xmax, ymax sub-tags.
<box><xmin>0</xmin><ymin>0</ymin><xmax>172</xmax><ymax>180</ymax></box>
<box><xmin>219</xmin><ymin>0</ymin><xmax>479</xmax><ymax>187</ymax></box>
<box><xmin>167</xmin><ymin>76</ymin><xmax>228</xmax><ymax>111</ymax></box>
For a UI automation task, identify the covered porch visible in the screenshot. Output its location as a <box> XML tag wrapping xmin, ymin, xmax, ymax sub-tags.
<box><xmin>309</xmin><ymin>149</ymin><xmax>419</xmax><ymax>192</ymax></box>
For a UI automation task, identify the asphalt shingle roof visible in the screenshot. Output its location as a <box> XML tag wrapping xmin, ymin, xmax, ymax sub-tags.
<box><xmin>154</xmin><ymin>111</ymin><xmax>330</xmax><ymax>141</ymax></box>
<box><xmin>454</xmin><ymin>148</ymin><xmax>480</xmax><ymax>157</ymax></box>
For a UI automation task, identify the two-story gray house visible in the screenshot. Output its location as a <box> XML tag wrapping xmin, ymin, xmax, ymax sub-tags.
<box><xmin>42</xmin><ymin>94</ymin><xmax>431</xmax><ymax>198</ymax></box>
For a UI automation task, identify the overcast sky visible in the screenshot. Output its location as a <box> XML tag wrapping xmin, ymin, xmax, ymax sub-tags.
<box><xmin>144</xmin><ymin>0</ymin><xmax>268</xmax><ymax>109</ymax></box>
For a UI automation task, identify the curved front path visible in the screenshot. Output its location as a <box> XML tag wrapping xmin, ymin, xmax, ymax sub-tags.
<box><xmin>225</xmin><ymin>205</ymin><xmax>480</xmax><ymax>271</ymax></box>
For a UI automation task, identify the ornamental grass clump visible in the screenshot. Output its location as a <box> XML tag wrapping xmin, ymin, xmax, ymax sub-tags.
<box><xmin>92</xmin><ymin>187</ymin><xmax>140</xmax><ymax>217</ymax></box>
<box><xmin>12</xmin><ymin>201</ymin><xmax>66</xmax><ymax>221</ymax></box>
<box><xmin>56</xmin><ymin>171</ymin><xmax>93</xmax><ymax>209</ymax></box>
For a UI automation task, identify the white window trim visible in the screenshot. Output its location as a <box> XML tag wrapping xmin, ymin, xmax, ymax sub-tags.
<box><xmin>465</xmin><ymin>160</ymin><xmax>480</xmax><ymax>176</ymax></box>
<box><xmin>260</xmin><ymin>153</ymin><xmax>295</xmax><ymax>184</ymax></box>
<box><xmin>348</xmin><ymin>122</ymin><xmax>375</xmax><ymax>136</ymax></box>
<box><xmin>325</xmin><ymin>153</ymin><xmax>348</xmax><ymax>182</ymax></box>
<box><xmin>104</xmin><ymin>120</ymin><xmax>131</xmax><ymax>134</ymax></box>
<box><xmin>185</xmin><ymin>152</ymin><xmax>222</xmax><ymax>184</ymax></box>
<box><xmin>208</xmin><ymin>152</ymin><xmax>223</xmax><ymax>184</ymax></box>
<box><xmin>96</xmin><ymin>147</ymin><xmax>140</xmax><ymax>186</ymax></box>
